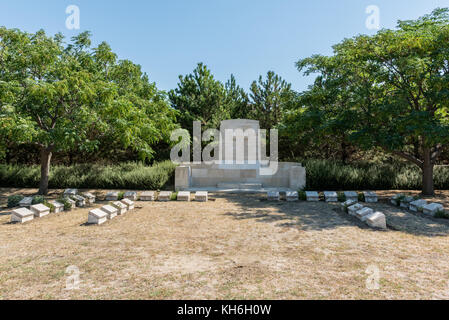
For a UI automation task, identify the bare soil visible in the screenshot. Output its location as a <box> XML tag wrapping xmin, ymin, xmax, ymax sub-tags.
<box><xmin>0</xmin><ymin>188</ymin><xmax>449</xmax><ymax>300</ymax></box>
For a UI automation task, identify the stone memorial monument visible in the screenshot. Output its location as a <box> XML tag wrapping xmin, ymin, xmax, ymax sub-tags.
<box><xmin>175</xmin><ymin>119</ymin><xmax>306</xmax><ymax>192</ymax></box>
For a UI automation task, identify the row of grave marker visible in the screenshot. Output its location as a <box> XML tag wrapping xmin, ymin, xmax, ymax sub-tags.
<box><xmin>266</xmin><ymin>190</ymin><xmax>385</xmax><ymax>229</ymax></box>
<box><xmin>267</xmin><ymin>191</ymin><xmax>378</xmax><ymax>202</ymax></box>
<box><xmin>104</xmin><ymin>190</ymin><xmax>208</xmax><ymax>202</ymax></box>
<box><xmin>390</xmin><ymin>194</ymin><xmax>445</xmax><ymax>217</ymax></box>
<box><xmin>341</xmin><ymin>200</ymin><xmax>386</xmax><ymax>229</ymax></box>
<box><xmin>11</xmin><ymin>191</ymin><xmax>97</xmax><ymax>223</ymax></box>
<box><xmin>88</xmin><ymin>199</ymin><xmax>134</xmax><ymax>225</ymax></box>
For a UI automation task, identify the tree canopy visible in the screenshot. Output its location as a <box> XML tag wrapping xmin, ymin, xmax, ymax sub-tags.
<box><xmin>0</xmin><ymin>28</ymin><xmax>177</xmax><ymax>194</ymax></box>
<box><xmin>290</xmin><ymin>8</ymin><xmax>449</xmax><ymax>195</ymax></box>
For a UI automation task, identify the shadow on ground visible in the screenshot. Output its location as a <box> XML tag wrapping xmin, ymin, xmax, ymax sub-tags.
<box><xmin>215</xmin><ymin>193</ymin><xmax>449</xmax><ymax>238</ymax></box>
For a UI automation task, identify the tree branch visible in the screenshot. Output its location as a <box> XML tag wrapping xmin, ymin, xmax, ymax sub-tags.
<box><xmin>392</xmin><ymin>150</ymin><xmax>423</xmax><ymax>168</ymax></box>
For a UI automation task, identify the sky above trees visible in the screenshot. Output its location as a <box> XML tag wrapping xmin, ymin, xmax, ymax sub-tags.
<box><xmin>0</xmin><ymin>0</ymin><xmax>447</xmax><ymax>92</ymax></box>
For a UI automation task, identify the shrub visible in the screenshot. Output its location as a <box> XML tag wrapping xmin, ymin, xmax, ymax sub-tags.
<box><xmin>358</xmin><ymin>192</ymin><xmax>365</xmax><ymax>202</ymax></box>
<box><xmin>32</xmin><ymin>195</ymin><xmax>45</xmax><ymax>205</ymax></box>
<box><xmin>392</xmin><ymin>194</ymin><xmax>405</xmax><ymax>206</ymax></box>
<box><xmin>117</xmin><ymin>192</ymin><xmax>124</xmax><ymax>200</ymax></box>
<box><xmin>301</xmin><ymin>159</ymin><xmax>449</xmax><ymax>190</ymax></box>
<box><xmin>43</xmin><ymin>200</ymin><xmax>55</xmax><ymax>213</ymax></box>
<box><xmin>0</xmin><ymin>161</ymin><xmax>176</xmax><ymax>190</ymax></box>
<box><xmin>7</xmin><ymin>195</ymin><xmax>24</xmax><ymax>208</ymax></box>
<box><xmin>0</xmin><ymin>160</ymin><xmax>448</xmax><ymax>191</ymax></box>
<box><xmin>435</xmin><ymin>210</ymin><xmax>449</xmax><ymax>219</ymax></box>
<box><xmin>58</xmin><ymin>198</ymin><xmax>72</xmax><ymax>211</ymax></box>
<box><xmin>298</xmin><ymin>190</ymin><xmax>307</xmax><ymax>201</ymax></box>
<box><xmin>337</xmin><ymin>192</ymin><xmax>346</xmax><ymax>202</ymax></box>
<box><xmin>170</xmin><ymin>192</ymin><xmax>178</xmax><ymax>201</ymax></box>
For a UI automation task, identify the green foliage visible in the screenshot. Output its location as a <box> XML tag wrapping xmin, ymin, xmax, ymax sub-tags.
<box><xmin>0</xmin><ymin>28</ymin><xmax>177</xmax><ymax>194</ymax></box>
<box><xmin>43</xmin><ymin>200</ymin><xmax>55</xmax><ymax>213</ymax></box>
<box><xmin>249</xmin><ymin>71</ymin><xmax>296</xmax><ymax>129</ymax></box>
<box><xmin>394</xmin><ymin>195</ymin><xmax>406</xmax><ymax>206</ymax></box>
<box><xmin>0</xmin><ymin>165</ymin><xmax>41</xmax><ymax>187</ymax></box>
<box><xmin>169</xmin><ymin>63</ymin><xmax>229</xmax><ymax>131</ymax></box>
<box><xmin>32</xmin><ymin>195</ymin><xmax>45</xmax><ymax>204</ymax></box>
<box><xmin>0</xmin><ymin>161</ymin><xmax>176</xmax><ymax>190</ymax></box>
<box><xmin>358</xmin><ymin>192</ymin><xmax>365</xmax><ymax>202</ymax></box>
<box><xmin>337</xmin><ymin>192</ymin><xmax>346</xmax><ymax>202</ymax></box>
<box><xmin>170</xmin><ymin>192</ymin><xmax>178</xmax><ymax>201</ymax></box>
<box><xmin>435</xmin><ymin>210</ymin><xmax>449</xmax><ymax>219</ymax></box>
<box><xmin>57</xmin><ymin>198</ymin><xmax>72</xmax><ymax>211</ymax></box>
<box><xmin>302</xmin><ymin>159</ymin><xmax>449</xmax><ymax>190</ymax></box>
<box><xmin>1</xmin><ymin>160</ymin><xmax>447</xmax><ymax>191</ymax></box>
<box><xmin>7</xmin><ymin>195</ymin><xmax>24</xmax><ymax>208</ymax></box>
<box><xmin>225</xmin><ymin>75</ymin><xmax>250</xmax><ymax>119</ymax></box>
<box><xmin>292</xmin><ymin>8</ymin><xmax>449</xmax><ymax>195</ymax></box>
<box><xmin>117</xmin><ymin>192</ymin><xmax>124</xmax><ymax>201</ymax></box>
<box><xmin>298</xmin><ymin>190</ymin><xmax>307</xmax><ymax>201</ymax></box>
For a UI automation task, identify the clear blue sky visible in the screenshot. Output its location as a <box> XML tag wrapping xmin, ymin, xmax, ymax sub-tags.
<box><xmin>0</xmin><ymin>0</ymin><xmax>448</xmax><ymax>93</ymax></box>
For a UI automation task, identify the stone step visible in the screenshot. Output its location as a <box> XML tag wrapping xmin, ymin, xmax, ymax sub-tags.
<box><xmin>217</xmin><ymin>183</ymin><xmax>262</xmax><ymax>190</ymax></box>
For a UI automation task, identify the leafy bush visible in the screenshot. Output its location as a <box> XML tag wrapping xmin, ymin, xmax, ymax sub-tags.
<box><xmin>337</xmin><ymin>192</ymin><xmax>346</xmax><ymax>202</ymax></box>
<box><xmin>57</xmin><ymin>198</ymin><xmax>72</xmax><ymax>211</ymax></box>
<box><xmin>0</xmin><ymin>160</ymin><xmax>448</xmax><ymax>191</ymax></box>
<box><xmin>298</xmin><ymin>190</ymin><xmax>307</xmax><ymax>201</ymax></box>
<box><xmin>7</xmin><ymin>195</ymin><xmax>24</xmax><ymax>208</ymax></box>
<box><xmin>0</xmin><ymin>161</ymin><xmax>176</xmax><ymax>190</ymax></box>
<box><xmin>302</xmin><ymin>159</ymin><xmax>449</xmax><ymax>190</ymax></box>
<box><xmin>358</xmin><ymin>192</ymin><xmax>365</xmax><ymax>202</ymax></box>
<box><xmin>318</xmin><ymin>192</ymin><xmax>325</xmax><ymax>201</ymax></box>
<box><xmin>43</xmin><ymin>200</ymin><xmax>55</xmax><ymax>213</ymax></box>
<box><xmin>434</xmin><ymin>210</ymin><xmax>449</xmax><ymax>219</ymax></box>
<box><xmin>170</xmin><ymin>192</ymin><xmax>178</xmax><ymax>201</ymax></box>
<box><xmin>393</xmin><ymin>194</ymin><xmax>405</xmax><ymax>206</ymax></box>
<box><xmin>32</xmin><ymin>195</ymin><xmax>45</xmax><ymax>204</ymax></box>
<box><xmin>117</xmin><ymin>192</ymin><xmax>124</xmax><ymax>200</ymax></box>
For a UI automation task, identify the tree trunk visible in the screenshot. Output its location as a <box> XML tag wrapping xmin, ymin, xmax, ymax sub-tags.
<box><xmin>422</xmin><ymin>148</ymin><xmax>434</xmax><ymax>196</ymax></box>
<box><xmin>38</xmin><ymin>148</ymin><xmax>52</xmax><ymax>195</ymax></box>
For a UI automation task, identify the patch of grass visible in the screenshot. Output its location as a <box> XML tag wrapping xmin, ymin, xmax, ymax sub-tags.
<box><xmin>147</xmin><ymin>288</ymin><xmax>175</xmax><ymax>298</ymax></box>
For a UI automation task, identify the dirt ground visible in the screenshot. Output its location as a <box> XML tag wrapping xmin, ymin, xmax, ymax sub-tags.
<box><xmin>0</xmin><ymin>188</ymin><xmax>449</xmax><ymax>300</ymax></box>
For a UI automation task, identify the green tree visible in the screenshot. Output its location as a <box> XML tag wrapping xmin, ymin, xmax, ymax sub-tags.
<box><xmin>250</xmin><ymin>71</ymin><xmax>296</xmax><ymax>129</ymax></box>
<box><xmin>169</xmin><ymin>63</ymin><xmax>229</xmax><ymax>131</ymax></box>
<box><xmin>224</xmin><ymin>74</ymin><xmax>250</xmax><ymax>119</ymax></box>
<box><xmin>295</xmin><ymin>8</ymin><xmax>449</xmax><ymax>195</ymax></box>
<box><xmin>0</xmin><ymin>28</ymin><xmax>176</xmax><ymax>194</ymax></box>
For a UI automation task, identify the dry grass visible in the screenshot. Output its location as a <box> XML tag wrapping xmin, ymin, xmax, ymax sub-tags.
<box><xmin>0</xmin><ymin>188</ymin><xmax>449</xmax><ymax>300</ymax></box>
